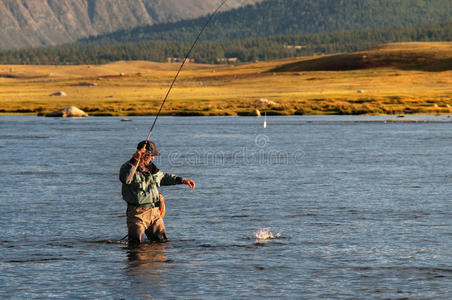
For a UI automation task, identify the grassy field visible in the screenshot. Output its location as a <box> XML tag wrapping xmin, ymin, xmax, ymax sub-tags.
<box><xmin>0</xmin><ymin>42</ymin><xmax>451</xmax><ymax>116</ymax></box>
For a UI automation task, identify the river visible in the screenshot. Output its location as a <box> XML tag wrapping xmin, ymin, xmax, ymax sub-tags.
<box><xmin>1</xmin><ymin>115</ymin><xmax>451</xmax><ymax>299</ymax></box>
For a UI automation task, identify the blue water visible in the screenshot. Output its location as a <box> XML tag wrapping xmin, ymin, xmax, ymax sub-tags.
<box><xmin>0</xmin><ymin>115</ymin><xmax>451</xmax><ymax>299</ymax></box>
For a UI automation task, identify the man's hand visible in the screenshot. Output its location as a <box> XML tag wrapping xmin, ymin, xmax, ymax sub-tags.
<box><xmin>182</xmin><ymin>178</ymin><xmax>195</xmax><ymax>190</ymax></box>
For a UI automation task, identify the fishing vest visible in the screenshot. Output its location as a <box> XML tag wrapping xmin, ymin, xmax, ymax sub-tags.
<box><xmin>119</xmin><ymin>162</ymin><xmax>182</xmax><ymax>208</ymax></box>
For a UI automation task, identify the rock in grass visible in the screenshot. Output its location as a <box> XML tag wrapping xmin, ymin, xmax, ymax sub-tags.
<box><xmin>253</xmin><ymin>98</ymin><xmax>277</xmax><ymax>106</ymax></box>
<box><xmin>46</xmin><ymin>106</ymin><xmax>88</xmax><ymax>117</ymax></box>
<box><xmin>50</xmin><ymin>91</ymin><xmax>66</xmax><ymax>96</ymax></box>
<box><xmin>77</xmin><ymin>82</ymin><xmax>97</xmax><ymax>87</ymax></box>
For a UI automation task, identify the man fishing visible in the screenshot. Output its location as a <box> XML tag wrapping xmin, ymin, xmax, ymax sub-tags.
<box><xmin>119</xmin><ymin>140</ymin><xmax>195</xmax><ymax>245</ymax></box>
<box><xmin>116</xmin><ymin>0</ymin><xmax>224</xmax><ymax>247</ymax></box>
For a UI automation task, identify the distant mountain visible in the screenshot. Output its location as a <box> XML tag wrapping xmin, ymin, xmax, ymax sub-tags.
<box><xmin>83</xmin><ymin>0</ymin><xmax>452</xmax><ymax>44</ymax></box>
<box><xmin>0</xmin><ymin>0</ymin><xmax>262</xmax><ymax>49</ymax></box>
<box><xmin>2</xmin><ymin>0</ymin><xmax>451</xmax><ymax>65</ymax></box>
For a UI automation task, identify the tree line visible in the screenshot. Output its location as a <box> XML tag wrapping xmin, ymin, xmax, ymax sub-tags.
<box><xmin>0</xmin><ymin>21</ymin><xmax>450</xmax><ymax>65</ymax></box>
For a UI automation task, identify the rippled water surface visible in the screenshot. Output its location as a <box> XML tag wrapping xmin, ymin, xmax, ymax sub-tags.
<box><xmin>1</xmin><ymin>115</ymin><xmax>451</xmax><ymax>299</ymax></box>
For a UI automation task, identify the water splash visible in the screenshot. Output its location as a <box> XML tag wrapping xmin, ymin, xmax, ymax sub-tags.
<box><xmin>255</xmin><ymin>228</ymin><xmax>281</xmax><ymax>241</ymax></box>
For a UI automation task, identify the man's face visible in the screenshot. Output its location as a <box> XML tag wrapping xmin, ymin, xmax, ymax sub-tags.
<box><xmin>142</xmin><ymin>152</ymin><xmax>154</xmax><ymax>164</ymax></box>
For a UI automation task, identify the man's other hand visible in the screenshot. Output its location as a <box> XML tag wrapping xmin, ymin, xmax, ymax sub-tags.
<box><xmin>182</xmin><ymin>178</ymin><xmax>195</xmax><ymax>190</ymax></box>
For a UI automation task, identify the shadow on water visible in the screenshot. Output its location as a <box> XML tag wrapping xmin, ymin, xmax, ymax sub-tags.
<box><xmin>87</xmin><ymin>239</ymin><xmax>172</xmax><ymax>267</ymax></box>
<box><xmin>126</xmin><ymin>243</ymin><xmax>171</xmax><ymax>266</ymax></box>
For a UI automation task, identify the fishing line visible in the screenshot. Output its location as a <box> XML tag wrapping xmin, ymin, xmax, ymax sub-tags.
<box><xmin>123</xmin><ymin>0</ymin><xmax>229</xmax><ymax>224</ymax></box>
<box><xmin>126</xmin><ymin>0</ymin><xmax>226</xmax><ymax>183</ymax></box>
<box><xmin>145</xmin><ymin>0</ymin><xmax>228</xmax><ymax>141</ymax></box>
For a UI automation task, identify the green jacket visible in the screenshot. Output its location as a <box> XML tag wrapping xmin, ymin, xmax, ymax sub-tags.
<box><xmin>119</xmin><ymin>160</ymin><xmax>183</xmax><ymax>208</ymax></box>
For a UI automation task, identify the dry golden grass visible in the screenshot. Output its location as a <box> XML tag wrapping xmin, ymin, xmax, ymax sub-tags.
<box><xmin>0</xmin><ymin>42</ymin><xmax>451</xmax><ymax>116</ymax></box>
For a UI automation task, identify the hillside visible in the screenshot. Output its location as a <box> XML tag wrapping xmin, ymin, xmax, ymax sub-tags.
<box><xmin>0</xmin><ymin>0</ymin><xmax>261</xmax><ymax>50</ymax></box>
<box><xmin>271</xmin><ymin>43</ymin><xmax>452</xmax><ymax>72</ymax></box>
<box><xmin>1</xmin><ymin>20</ymin><xmax>451</xmax><ymax>65</ymax></box>
<box><xmin>83</xmin><ymin>0</ymin><xmax>452</xmax><ymax>44</ymax></box>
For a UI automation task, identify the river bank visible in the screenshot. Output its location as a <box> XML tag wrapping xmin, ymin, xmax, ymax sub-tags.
<box><xmin>1</xmin><ymin>42</ymin><xmax>451</xmax><ymax>117</ymax></box>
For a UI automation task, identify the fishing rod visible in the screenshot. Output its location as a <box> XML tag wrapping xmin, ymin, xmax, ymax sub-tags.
<box><xmin>146</xmin><ymin>0</ymin><xmax>228</xmax><ymax>141</ymax></box>
<box><xmin>125</xmin><ymin>0</ymin><xmax>228</xmax><ymax>185</ymax></box>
